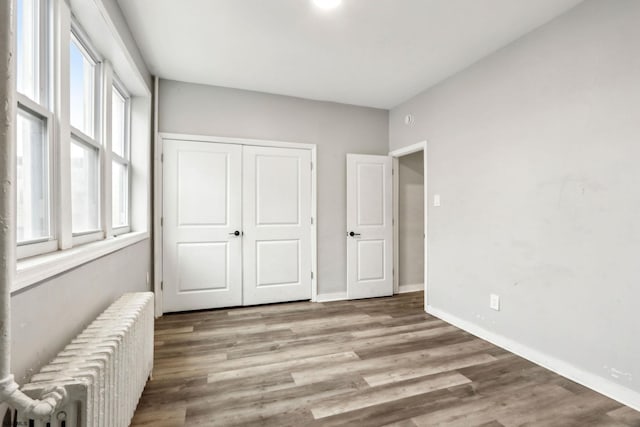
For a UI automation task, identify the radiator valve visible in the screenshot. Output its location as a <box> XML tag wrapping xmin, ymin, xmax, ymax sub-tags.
<box><xmin>0</xmin><ymin>375</ymin><xmax>67</xmax><ymax>420</ymax></box>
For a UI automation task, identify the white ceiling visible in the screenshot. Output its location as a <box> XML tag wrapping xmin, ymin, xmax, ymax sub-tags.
<box><xmin>117</xmin><ymin>0</ymin><xmax>583</xmax><ymax>109</ymax></box>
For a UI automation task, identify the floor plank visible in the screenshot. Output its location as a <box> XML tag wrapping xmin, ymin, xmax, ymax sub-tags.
<box><xmin>131</xmin><ymin>292</ymin><xmax>640</xmax><ymax>426</ymax></box>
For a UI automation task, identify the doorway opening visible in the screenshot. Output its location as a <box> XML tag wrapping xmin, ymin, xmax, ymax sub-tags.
<box><xmin>397</xmin><ymin>151</ymin><xmax>424</xmax><ymax>293</ymax></box>
<box><xmin>390</xmin><ymin>141</ymin><xmax>428</xmax><ymax>307</ymax></box>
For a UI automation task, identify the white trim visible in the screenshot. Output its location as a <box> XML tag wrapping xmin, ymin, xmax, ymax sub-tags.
<box><xmin>392</xmin><ymin>157</ymin><xmax>399</xmax><ymax>294</ymax></box>
<box><xmin>111</xmin><ymin>225</ymin><xmax>129</xmax><ymax>236</ymax></box>
<box><xmin>110</xmin><ymin>151</ymin><xmax>128</xmax><ymax>165</ymax></box>
<box><xmin>398</xmin><ymin>283</ymin><xmax>424</xmax><ymax>294</ymax></box>
<box><xmin>101</xmin><ymin>61</ymin><xmax>114</xmax><ymax>240</ymax></box>
<box><xmin>14</xmin><ymin>231</ymin><xmax>149</xmax><ymax>293</ymax></box>
<box><xmin>426</xmin><ymin>305</ymin><xmax>640</xmax><ymax>413</ymax></box>
<box><xmin>154</xmin><ymin>132</ymin><xmax>319</xmax><ymax>312</ymax></box>
<box><xmin>16</xmin><ymin>239</ymin><xmax>58</xmax><ymax>259</ymax></box>
<box><xmin>16</xmin><ymin>93</ymin><xmax>51</xmax><ymax>119</ymax></box>
<box><xmin>310</xmin><ymin>146</ymin><xmax>318</xmax><ymax>302</ymax></box>
<box><xmin>159</xmin><ymin>132</ymin><xmax>316</xmax><ymax>151</ymax></box>
<box><xmin>316</xmin><ymin>292</ymin><xmax>348</xmax><ymax>303</ymax></box>
<box><xmin>72</xmin><ymin>229</ymin><xmax>103</xmax><ymax>245</ymax></box>
<box><xmin>389</xmin><ymin>140</ymin><xmax>428</xmax><ymax>308</ymax></box>
<box><xmin>128</xmin><ymin>96</ymin><xmax>151</xmax><ymax>238</ymax></box>
<box><xmin>70</xmin><ymin>125</ymin><xmax>100</xmax><ymax>149</ymax></box>
<box><xmin>55</xmin><ymin>0</ymin><xmax>73</xmax><ymax>250</ymax></box>
<box><xmin>389</xmin><ymin>140</ymin><xmax>427</xmax><ymax>158</ymax></box>
<box><xmin>422</xmin><ymin>143</ymin><xmax>428</xmax><ymax>309</ymax></box>
<box><xmin>153</xmin><ymin>77</ymin><xmax>162</xmax><ymax>317</ymax></box>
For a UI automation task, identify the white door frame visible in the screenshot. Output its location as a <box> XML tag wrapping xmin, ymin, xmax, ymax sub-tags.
<box><xmin>153</xmin><ymin>132</ymin><xmax>318</xmax><ymax>316</ymax></box>
<box><xmin>389</xmin><ymin>140</ymin><xmax>428</xmax><ymax>308</ymax></box>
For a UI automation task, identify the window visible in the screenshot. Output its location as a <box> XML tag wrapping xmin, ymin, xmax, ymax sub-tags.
<box><xmin>111</xmin><ymin>84</ymin><xmax>130</xmax><ymax>230</ymax></box>
<box><xmin>16</xmin><ymin>108</ymin><xmax>50</xmax><ymax>243</ymax></box>
<box><xmin>70</xmin><ymin>138</ymin><xmax>100</xmax><ymax>232</ymax></box>
<box><xmin>17</xmin><ymin>0</ymin><xmax>47</xmax><ymax>105</ymax></box>
<box><xmin>13</xmin><ymin>0</ymin><xmax>151</xmax><ymax>292</ymax></box>
<box><xmin>13</xmin><ymin>0</ymin><xmax>149</xmax><ymax>286</ymax></box>
<box><xmin>16</xmin><ymin>0</ymin><xmax>54</xmax><ymax>257</ymax></box>
<box><xmin>69</xmin><ymin>34</ymin><xmax>97</xmax><ymax>138</ymax></box>
<box><xmin>69</xmin><ymin>27</ymin><xmax>102</xmax><ymax>238</ymax></box>
<box><xmin>111</xmin><ymin>86</ymin><xmax>127</xmax><ymax>157</ymax></box>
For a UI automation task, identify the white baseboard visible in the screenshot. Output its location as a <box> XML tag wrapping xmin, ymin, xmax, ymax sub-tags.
<box><xmin>426</xmin><ymin>305</ymin><xmax>640</xmax><ymax>412</ymax></box>
<box><xmin>316</xmin><ymin>292</ymin><xmax>348</xmax><ymax>303</ymax></box>
<box><xmin>398</xmin><ymin>283</ymin><xmax>424</xmax><ymax>294</ymax></box>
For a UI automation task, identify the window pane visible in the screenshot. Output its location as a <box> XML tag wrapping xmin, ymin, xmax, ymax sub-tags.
<box><xmin>17</xmin><ymin>108</ymin><xmax>50</xmax><ymax>242</ymax></box>
<box><xmin>17</xmin><ymin>0</ymin><xmax>40</xmax><ymax>102</ymax></box>
<box><xmin>70</xmin><ymin>37</ymin><xmax>95</xmax><ymax>137</ymax></box>
<box><xmin>71</xmin><ymin>140</ymin><xmax>99</xmax><ymax>233</ymax></box>
<box><xmin>111</xmin><ymin>87</ymin><xmax>126</xmax><ymax>157</ymax></box>
<box><xmin>112</xmin><ymin>161</ymin><xmax>128</xmax><ymax>228</ymax></box>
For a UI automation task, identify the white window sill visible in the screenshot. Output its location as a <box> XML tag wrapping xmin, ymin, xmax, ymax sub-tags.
<box><xmin>13</xmin><ymin>231</ymin><xmax>149</xmax><ymax>294</ymax></box>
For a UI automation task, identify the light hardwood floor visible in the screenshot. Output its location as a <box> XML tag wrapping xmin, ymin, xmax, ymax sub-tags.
<box><xmin>131</xmin><ymin>292</ymin><xmax>640</xmax><ymax>426</ymax></box>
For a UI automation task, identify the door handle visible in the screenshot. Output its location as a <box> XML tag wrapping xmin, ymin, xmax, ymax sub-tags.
<box><xmin>348</xmin><ymin>231</ymin><xmax>361</xmax><ymax>237</ymax></box>
<box><xmin>229</xmin><ymin>230</ymin><xmax>242</xmax><ymax>237</ymax></box>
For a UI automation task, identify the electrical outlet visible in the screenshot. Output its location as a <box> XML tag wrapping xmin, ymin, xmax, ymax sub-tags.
<box><xmin>490</xmin><ymin>294</ymin><xmax>500</xmax><ymax>311</ymax></box>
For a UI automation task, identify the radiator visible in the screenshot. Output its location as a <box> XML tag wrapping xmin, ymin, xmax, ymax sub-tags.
<box><xmin>15</xmin><ymin>292</ymin><xmax>154</xmax><ymax>427</ymax></box>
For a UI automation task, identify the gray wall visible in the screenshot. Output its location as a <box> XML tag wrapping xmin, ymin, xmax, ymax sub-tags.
<box><xmin>11</xmin><ymin>240</ymin><xmax>150</xmax><ymax>383</ymax></box>
<box><xmin>398</xmin><ymin>151</ymin><xmax>424</xmax><ymax>288</ymax></box>
<box><xmin>390</xmin><ymin>0</ymin><xmax>640</xmax><ymax>397</ymax></box>
<box><xmin>159</xmin><ymin>80</ymin><xmax>389</xmax><ymax>295</ymax></box>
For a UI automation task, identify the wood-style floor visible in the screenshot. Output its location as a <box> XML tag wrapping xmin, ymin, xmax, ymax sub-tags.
<box><xmin>130</xmin><ymin>292</ymin><xmax>640</xmax><ymax>427</ymax></box>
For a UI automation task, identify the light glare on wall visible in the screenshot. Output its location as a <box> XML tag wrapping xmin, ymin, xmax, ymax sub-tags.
<box><xmin>313</xmin><ymin>0</ymin><xmax>342</xmax><ymax>10</ymax></box>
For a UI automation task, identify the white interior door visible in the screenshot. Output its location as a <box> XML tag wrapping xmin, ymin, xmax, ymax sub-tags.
<box><xmin>243</xmin><ymin>146</ymin><xmax>312</xmax><ymax>305</ymax></box>
<box><xmin>346</xmin><ymin>154</ymin><xmax>393</xmax><ymax>299</ymax></box>
<box><xmin>163</xmin><ymin>140</ymin><xmax>242</xmax><ymax>312</ymax></box>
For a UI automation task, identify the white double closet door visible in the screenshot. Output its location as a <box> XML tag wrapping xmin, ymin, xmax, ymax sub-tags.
<box><xmin>163</xmin><ymin>140</ymin><xmax>312</xmax><ymax>313</ymax></box>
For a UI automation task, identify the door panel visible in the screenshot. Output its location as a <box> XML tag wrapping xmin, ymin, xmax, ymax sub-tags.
<box><xmin>163</xmin><ymin>140</ymin><xmax>242</xmax><ymax>312</ymax></box>
<box><xmin>256</xmin><ymin>155</ymin><xmax>300</xmax><ymax>225</ymax></box>
<box><xmin>357</xmin><ymin>239</ymin><xmax>386</xmax><ymax>281</ymax></box>
<box><xmin>243</xmin><ymin>146</ymin><xmax>312</xmax><ymax>305</ymax></box>
<box><xmin>177</xmin><ymin>242</ymin><xmax>228</xmax><ymax>291</ymax></box>
<box><xmin>177</xmin><ymin>151</ymin><xmax>229</xmax><ymax>225</ymax></box>
<box><xmin>357</xmin><ymin>163</ymin><xmax>385</xmax><ymax>226</ymax></box>
<box><xmin>256</xmin><ymin>239</ymin><xmax>300</xmax><ymax>286</ymax></box>
<box><xmin>347</xmin><ymin>154</ymin><xmax>393</xmax><ymax>299</ymax></box>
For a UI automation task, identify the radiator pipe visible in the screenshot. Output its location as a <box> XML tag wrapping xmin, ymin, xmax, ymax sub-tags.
<box><xmin>0</xmin><ymin>0</ymin><xmax>17</xmax><ymax>384</ymax></box>
<box><xmin>0</xmin><ymin>0</ymin><xmax>66</xmax><ymax>419</ymax></box>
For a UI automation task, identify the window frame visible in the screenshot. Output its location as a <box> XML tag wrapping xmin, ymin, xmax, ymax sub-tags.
<box><xmin>15</xmin><ymin>0</ymin><xmax>56</xmax><ymax>259</ymax></box>
<box><xmin>69</xmin><ymin>21</ymin><xmax>103</xmax><ymax>245</ymax></box>
<box><xmin>69</xmin><ymin>24</ymin><xmax>100</xmax><ymax>140</ymax></box>
<box><xmin>110</xmin><ymin>77</ymin><xmax>132</xmax><ymax>235</ymax></box>
<box><xmin>15</xmin><ymin>97</ymin><xmax>58</xmax><ymax>258</ymax></box>
<box><xmin>69</xmin><ymin>133</ymin><xmax>102</xmax><ymax>243</ymax></box>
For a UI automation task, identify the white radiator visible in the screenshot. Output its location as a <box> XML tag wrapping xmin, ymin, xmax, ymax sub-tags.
<box><xmin>15</xmin><ymin>292</ymin><xmax>154</xmax><ymax>427</ymax></box>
